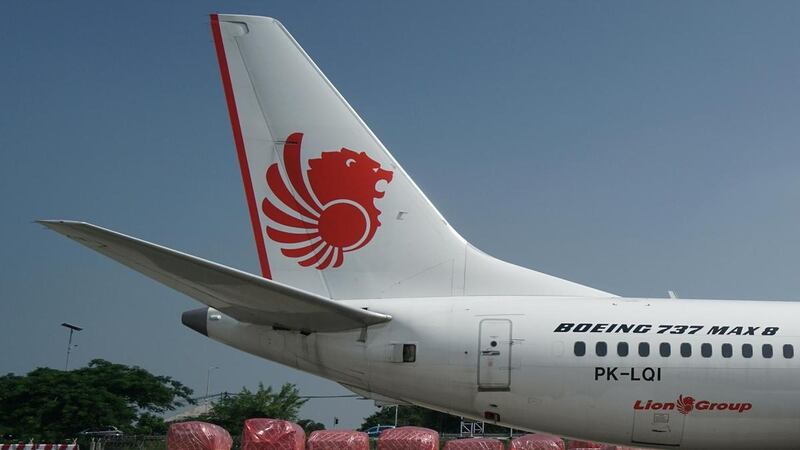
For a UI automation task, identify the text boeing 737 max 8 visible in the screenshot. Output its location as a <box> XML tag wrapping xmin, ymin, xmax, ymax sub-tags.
<box><xmin>39</xmin><ymin>14</ymin><xmax>800</xmax><ymax>449</ymax></box>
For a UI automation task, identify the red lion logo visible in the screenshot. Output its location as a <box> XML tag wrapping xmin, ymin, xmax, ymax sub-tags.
<box><xmin>262</xmin><ymin>132</ymin><xmax>393</xmax><ymax>269</ymax></box>
<box><xmin>677</xmin><ymin>395</ymin><xmax>695</xmax><ymax>415</ymax></box>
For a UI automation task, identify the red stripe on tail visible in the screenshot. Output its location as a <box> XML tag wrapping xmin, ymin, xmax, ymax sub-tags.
<box><xmin>210</xmin><ymin>14</ymin><xmax>272</xmax><ymax>279</ymax></box>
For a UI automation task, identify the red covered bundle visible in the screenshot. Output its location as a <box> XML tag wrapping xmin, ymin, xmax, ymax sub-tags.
<box><xmin>510</xmin><ymin>434</ymin><xmax>565</xmax><ymax>450</ymax></box>
<box><xmin>241</xmin><ymin>419</ymin><xmax>305</xmax><ymax>450</ymax></box>
<box><xmin>167</xmin><ymin>421</ymin><xmax>233</xmax><ymax>450</ymax></box>
<box><xmin>308</xmin><ymin>430</ymin><xmax>369</xmax><ymax>450</ymax></box>
<box><xmin>378</xmin><ymin>427</ymin><xmax>439</xmax><ymax>450</ymax></box>
<box><xmin>0</xmin><ymin>446</ymin><xmax>79</xmax><ymax>450</ymax></box>
<box><xmin>443</xmin><ymin>438</ymin><xmax>503</xmax><ymax>450</ymax></box>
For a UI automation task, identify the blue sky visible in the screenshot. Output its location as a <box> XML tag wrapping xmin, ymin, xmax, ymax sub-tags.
<box><xmin>2</xmin><ymin>1</ymin><xmax>800</xmax><ymax>429</ymax></box>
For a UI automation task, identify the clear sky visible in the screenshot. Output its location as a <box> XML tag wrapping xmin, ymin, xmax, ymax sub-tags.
<box><xmin>2</xmin><ymin>0</ymin><xmax>800</xmax><ymax>430</ymax></box>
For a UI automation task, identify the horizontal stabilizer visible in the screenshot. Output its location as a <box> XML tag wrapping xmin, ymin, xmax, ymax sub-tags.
<box><xmin>37</xmin><ymin>220</ymin><xmax>391</xmax><ymax>332</ymax></box>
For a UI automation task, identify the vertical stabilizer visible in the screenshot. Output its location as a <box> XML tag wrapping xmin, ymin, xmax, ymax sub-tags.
<box><xmin>211</xmin><ymin>14</ymin><xmax>612</xmax><ymax>299</ymax></box>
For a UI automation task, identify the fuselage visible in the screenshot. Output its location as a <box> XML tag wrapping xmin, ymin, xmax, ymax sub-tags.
<box><xmin>206</xmin><ymin>296</ymin><xmax>800</xmax><ymax>449</ymax></box>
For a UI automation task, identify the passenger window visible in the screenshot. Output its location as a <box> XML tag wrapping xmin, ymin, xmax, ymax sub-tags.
<box><xmin>659</xmin><ymin>342</ymin><xmax>671</xmax><ymax>357</ymax></box>
<box><xmin>638</xmin><ymin>342</ymin><xmax>650</xmax><ymax>357</ymax></box>
<box><xmin>596</xmin><ymin>341</ymin><xmax>607</xmax><ymax>357</ymax></box>
<box><xmin>701</xmin><ymin>343</ymin><xmax>712</xmax><ymax>358</ymax></box>
<box><xmin>763</xmin><ymin>344</ymin><xmax>773</xmax><ymax>358</ymax></box>
<box><xmin>742</xmin><ymin>344</ymin><xmax>753</xmax><ymax>358</ymax></box>
<box><xmin>784</xmin><ymin>344</ymin><xmax>794</xmax><ymax>359</ymax></box>
<box><xmin>403</xmin><ymin>344</ymin><xmax>416</xmax><ymax>362</ymax></box>
<box><xmin>721</xmin><ymin>343</ymin><xmax>732</xmax><ymax>358</ymax></box>
<box><xmin>574</xmin><ymin>341</ymin><xmax>586</xmax><ymax>357</ymax></box>
<box><xmin>680</xmin><ymin>343</ymin><xmax>691</xmax><ymax>357</ymax></box>
<box><xmin>617</xmin><ymin>342</ymin><xmax>629</xmax><ymax>357</ymax></box>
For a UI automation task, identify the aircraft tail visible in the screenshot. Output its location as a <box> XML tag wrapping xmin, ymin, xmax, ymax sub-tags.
<box><xmin>211</xmin><ymin>14</ymin><xmax>612</xmax><ymax>299</ymax></box>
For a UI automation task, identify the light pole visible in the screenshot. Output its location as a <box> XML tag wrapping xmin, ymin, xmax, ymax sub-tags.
<box><xmin>61</xmin><ymin>322</ymin><xmax>83</xmax><ymax>371</ymax></box>
<box><xmin>205</xmin><ymin>366</ymin><xmax>220</xmax><ymax>413</ymax></box>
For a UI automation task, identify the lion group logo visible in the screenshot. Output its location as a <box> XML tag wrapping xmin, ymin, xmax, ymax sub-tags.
<box><xmin>634</xmin><ymin>394</ymin><xmax>752</xmax><ymax>414</ymax></box>
<box><xmin>676</xmin><ymin>395</ymin><xmax>695</xmax><ymax>414</ymax></box>
<box><xmin>261</xmin><ymin>132</ymin><xmax>394</xmax><ymax>270</ymax></box>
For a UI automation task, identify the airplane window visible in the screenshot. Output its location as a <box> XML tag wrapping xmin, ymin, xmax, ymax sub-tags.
<box><xmin>742</xmin><ymin>344</ymin><xmax>753</xmax><ymax>358</ymax></box>
<box><xmin>783</xmin><ymin>344</ymin><xmax>794</xmax><ymax>359</ymax></box>
<box><xmin>680</xmin><ymin>343</ymin><xmax>691</xmax><ymax>357</ymax></box>
<box><xmin>574</xmin><ymin>341</ymin><xmax>586</xmax><ymax>357</ymax></box>
<box><xmin>659</xmin><ymin>342</ymin><xmax>671</xmax><ymax>357</ymax></box>
<box><xmin>403</xmin><ymin>344</ymin><xmax>416</xmax><ymax>362</ymax></box>
<box><xmin>762</xmin><ymin>344</ymin><xmax>773</xmax><ymax>359</ymax></box>
<box><xmin>722</xmin><ymin>343</ymin><xmax>733</xmax><ymax>358</ymax></box>
<box><xmin>701</xmin><ymin>343</ymin><xmax>712</xmax><ymax>358</ymax></box>
<box><xmin>596</xmin><ymin>342</ymin><xmax>608</xmax><ymax>357</ymax></box>
<box><xmin>617</xmin><ymin>342</ymin><xmax>629</xmax><ymax>357</ymax></box>
<box><xmin>638</xmin><ymin>342</ymin><xmax>650</xmax><ymax>357</ymax></box>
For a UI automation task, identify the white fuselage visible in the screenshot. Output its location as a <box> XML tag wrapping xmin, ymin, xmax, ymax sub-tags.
<box><xmin>206</xmin><ymin>297</ymin><xmax>800</xmax><ymax>449</ymax></box>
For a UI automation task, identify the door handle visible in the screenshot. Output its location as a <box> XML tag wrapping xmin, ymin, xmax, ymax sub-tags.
<box><xmin>482</xmin><ymin>350</ymin><xmax>501</xmax><ymax>356</ymax></box>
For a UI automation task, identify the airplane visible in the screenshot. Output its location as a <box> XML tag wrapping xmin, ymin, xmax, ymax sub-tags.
<box><xmin>39</xmin><ymin>14</ymin><xmax>800</xmax><ymax>450</ymax></box>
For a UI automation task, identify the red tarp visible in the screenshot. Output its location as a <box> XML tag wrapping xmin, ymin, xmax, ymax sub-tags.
<box><xmin>510</xmin><ymin>434</ymin><xmax>565</xmax><ymax>450</ymax></box>
<box><xmin>167</xmin><ymin>421</ymin><xmax>233</xmax><ymax>450</ymax></box>
<box><xmin>443</xmin><ymin>438</ymin><xmax>503</xmax><ymax>450</ymax></box>
<box><xmin>378</xmin><ymin>427</ymin><xmax>439</xmax><ymax>450</ymax></box>
<box><xmin>241</xmin><ymin>419</ymin><xmax>305</xmax><ymax>450</ymax></box>
<box><xmin>0</xmin><ymin>446</ymin><xmax>78</xmax><ymax>450</ymax></box>
<box><xmin>308</xmin><ymin>430</ymin><xmax>369</xmax><ymax>450</ymax></box>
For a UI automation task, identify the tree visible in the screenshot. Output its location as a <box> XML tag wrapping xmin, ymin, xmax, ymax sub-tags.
<box><xmin>133</xmin><ymin>413</ymin><xmax>168</xmax><ymax>435</ymax></box>
<box><xmin>0</xmin><ymin>359</ymin><xmax>193</xmax><ymax>441</ymax></box>
<box><xmin>199</xmin><ymin>383</ymin><xmax>307</xmax><ymax>433</ymax></box>
<box><xmin>297</xmin><ymin>419</ymin><xmax>325</xmax><ymax>433</ymax></box>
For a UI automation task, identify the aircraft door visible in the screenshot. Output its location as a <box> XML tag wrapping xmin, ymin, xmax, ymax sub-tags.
<box><xmin>477</xmin><ymin>319</ymin><xmax>512</xmax><ymax>391</ymax></box>
<box><xmin>632</xmin><ymin>409</ymin><xmax>685</xmax><ymax>446</ymax></box>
